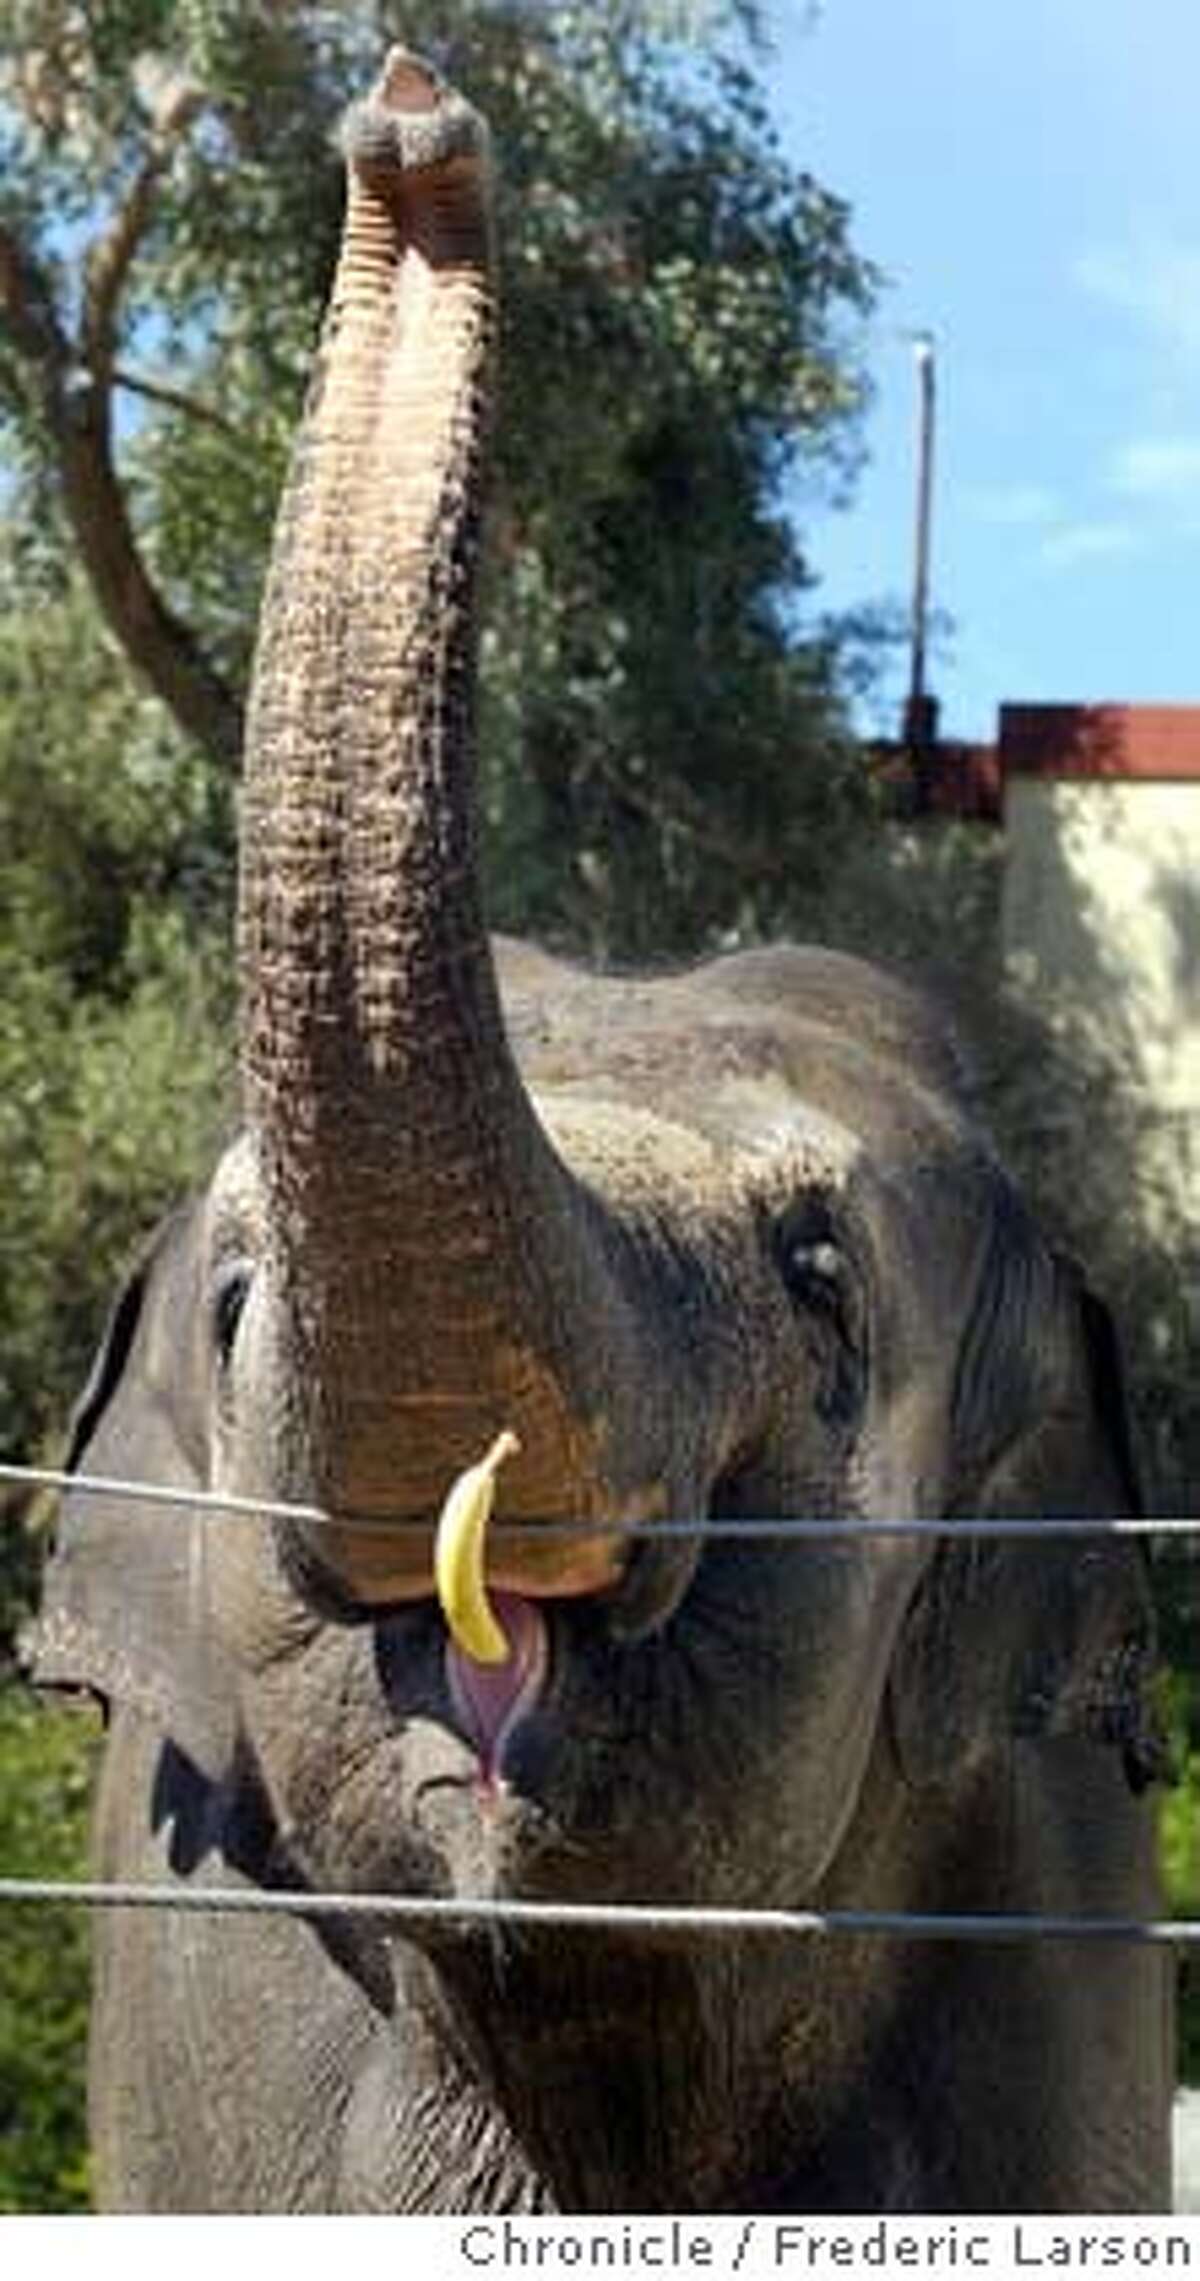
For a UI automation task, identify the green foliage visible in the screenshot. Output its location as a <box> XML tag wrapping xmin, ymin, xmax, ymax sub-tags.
<box><xmin>0</xmin><ymin>564</ymin><xmax>232</xmax><ymax>986</ymax></box>
<box><xmin>0</xmin><ymin>571</ymin><xmax>234</xmax><ymax>1477</ymax></box>
<box><xmin>0</xmin><ymin>1683</ymin><xmax>96</xmax><ymax>2212</ymax></box>
<box><xmin>0</xmin><ymin>0</ymin><xmax>879</xmax><ymax>956</ymax></box>
<box><xmin>1161</xmin><ymin>1689</ymin><xmax>1200</xmax><ymax>2083</ymax></box>
<box><xmin>471</xmin><ymin>8</ymin><xmax>877</xmax><ymax>952</ymax></box>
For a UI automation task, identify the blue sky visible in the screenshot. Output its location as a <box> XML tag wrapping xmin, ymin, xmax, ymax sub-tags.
<box><xmin>770</xmin><ymin>0</ymin><xmax>1200</xmax><ymax>739</ymax></box>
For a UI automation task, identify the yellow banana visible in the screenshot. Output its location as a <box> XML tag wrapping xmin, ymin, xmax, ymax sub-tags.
<box><xmin>434</xmin><ymin>1429</ymin><xmax>520</xmax><ymax>1665</ymax></box>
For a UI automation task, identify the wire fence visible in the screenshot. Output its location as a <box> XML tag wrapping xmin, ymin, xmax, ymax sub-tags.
<box><xmin>2</xmin><ymin>1460</ymin><xmax>1196</xmax><ymax>1540</ymax></box>
<box><xmin>3</xmin><ymin>1454</ymin><xmax>1198</xmax><ymax>1948</ymax></box>
<box><xmin>1</xmin><ymin>1880</ymin><xmax>1198</xmax><ymax>1946</ymax></box>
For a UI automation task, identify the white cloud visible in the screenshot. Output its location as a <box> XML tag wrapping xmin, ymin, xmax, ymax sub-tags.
<box><xmin>1075</xmin><ymin>240</ymin><xmax>1200</xmax><ymax>364</ymax></box>
<box><xmin>966</xmin><ymin>483</ymin><xmax>1060</xmax><ymax>527</ymax></box>
<box><xmin>1109</xmin><ymin>437</ymin><xmax>1200</xmax><ymax>498</ymax></box>
<box><xmin>1038</xmin><ymin>521</ymin><xmax>1140</xmax><ymax>572</ymax></box>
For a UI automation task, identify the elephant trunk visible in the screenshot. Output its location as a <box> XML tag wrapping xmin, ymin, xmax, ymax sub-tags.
<box><xmin>241</xmin><ymin>53</ymin><xmax>496</xmax><ymax>1126</ymax></box>
<box><xmin>235</xmin><ymin>53</ymin><xmax>628</xmax><ymax>1597</ymax></box>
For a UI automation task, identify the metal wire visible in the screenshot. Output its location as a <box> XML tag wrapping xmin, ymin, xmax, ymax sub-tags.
<box><xmin>6</xmin><ymin>1453</ymin><xmax>1198</xmax><ymax>1953</ymax></box>
<box><xmin>1</xmin><ymin>1460</ymin><xmax>1195</xmax><ymax>1539</ymax></box>
<box><xmin>0</xmin><ymin>1879</ymin><xmax>1197</xmax><ymax>1946</ymax></box>
<box><xmin>2</xmin><ymin>1460</ymin><xmax>330</xmax><ymax>1532</ymax></box>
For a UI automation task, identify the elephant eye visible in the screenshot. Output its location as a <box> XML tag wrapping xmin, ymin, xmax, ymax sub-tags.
<box><xmin>776</xmin><ymin>1199</ymin><xmax>848</xmax><ymax>1310</ymax></box>
<box><xmin>775</xmin><ymin>1202</ymin><xmax>865</xmax><ymax>1427</ymax></box>
<box><xmin>212</xmin><ymin>1261</ymin><xmax>252</xmax><ymax>1372</ymax></box>
<box><xmin>782</xmin><ymin>1236</ymin><xmax>845</xmax><ymax>1314</ymax></box>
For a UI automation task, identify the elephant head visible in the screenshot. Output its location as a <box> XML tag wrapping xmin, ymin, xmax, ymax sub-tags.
<box><xmin>33</xmin><ymin>53</ymin><xmax>1170</xmax><ymax>2214</ymax></box>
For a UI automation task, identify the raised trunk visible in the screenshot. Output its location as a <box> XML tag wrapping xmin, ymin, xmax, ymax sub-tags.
<box><xmin>236</xmin><ymin>54</ymin><xmax>623</xmax><ymax>1591</ymax></box>
<box><xmin>241</xmin><ymin>54</ymin><xmax>500</xmax><ymax>1130</ymax></box>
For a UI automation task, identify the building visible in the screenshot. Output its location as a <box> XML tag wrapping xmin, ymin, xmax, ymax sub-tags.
<box><xmin>894</xmin><ymin>700</ymin><xmax>1200</xmax><ymax>1231</ymax></box>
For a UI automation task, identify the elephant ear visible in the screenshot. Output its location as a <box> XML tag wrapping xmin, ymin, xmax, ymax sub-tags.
<box><xmin>888</xmin><ymin>1188</ymin><xmax>1163</xmax><ymax>1797</ymax></box>
<box><xmin>27</xmin><ymin>1203</ymin><xmax>238</xmax><ymax>1782</ymax></box>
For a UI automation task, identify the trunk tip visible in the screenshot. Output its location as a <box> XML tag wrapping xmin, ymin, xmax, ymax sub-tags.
<box><xmin>378</xmin><ymin>49</ymin><xmax>441</xmax><ymax>116</ymax></box>
<box><xmin>340</xmin><ymin>48</ymin><xmax>488</xmax><ymax>180</ymax></box>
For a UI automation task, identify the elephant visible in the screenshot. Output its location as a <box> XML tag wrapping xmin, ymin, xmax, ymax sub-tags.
<box><xmin>31</xmin><ymin>49</ymin><xmax>1173</xmax><ymax>2213</ymax></box>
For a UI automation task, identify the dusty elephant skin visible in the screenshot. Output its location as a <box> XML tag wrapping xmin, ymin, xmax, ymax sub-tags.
<box><xmin>33</xmin><ymin>50</ymin><xmax>1172</xmax><ymax>2213</ymax></box>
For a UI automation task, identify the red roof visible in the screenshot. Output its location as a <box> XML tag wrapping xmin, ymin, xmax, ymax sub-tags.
<box><xmin>872</xmin><ymin>702</ymin><xmax>1200</xmax><ymax>823</ymax></box>
<box><xmin>999</xmin><ymin>704</ymin><xmax>1200</xmax><ymax>783</ymax></box>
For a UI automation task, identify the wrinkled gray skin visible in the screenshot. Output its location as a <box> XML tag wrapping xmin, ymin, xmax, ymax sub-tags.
<box><xmin>34</xmin><ymin>53</ymin><xmax>1172</xmax><ymax>2213</ymax></box>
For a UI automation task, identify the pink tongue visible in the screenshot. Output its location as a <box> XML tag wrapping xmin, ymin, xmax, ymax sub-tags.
<box><xmin>445</xmin><ymin>1592</ymin><xmax>548</xmax><ymax>1777</ymax></box>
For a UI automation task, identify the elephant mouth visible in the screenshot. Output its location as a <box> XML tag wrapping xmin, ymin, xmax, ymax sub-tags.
<box><xmin>444</xmin><ymin>1590</ymin><xmax>550</xmax><ymax>1783</ymax></box>
<box><xmin>432</xmin><ymin>1440</ymin><xmax>703</xmax><ymax>1780</ymax></box>
<box><xmin>438</xmin><ymin>1539</ymin><xmax>695</xmax><ymax>1784</ymax></box>
<box><xmin>284</xmin><ymin>1448</ymin><xmax>706</xmax><ymax>1779</ymax></box>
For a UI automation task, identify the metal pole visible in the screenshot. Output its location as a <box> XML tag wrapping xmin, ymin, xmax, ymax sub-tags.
<box><xmin>905</xmin><ymin>331</ymin><xmax>938</xmax><ymax>804</ymax></box>
<box><xmin>910</xmin><ymin>333</ymin><xmax>935</xmax><ymax>705</ymax></box>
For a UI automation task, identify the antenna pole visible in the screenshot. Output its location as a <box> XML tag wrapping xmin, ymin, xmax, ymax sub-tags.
<box><xmin>905</xmin><ymin>332</ymin><xmax>938</xmax><ymax>806</ymax></box>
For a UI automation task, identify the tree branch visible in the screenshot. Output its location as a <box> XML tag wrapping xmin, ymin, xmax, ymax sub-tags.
<box><xmin>0</xmin><ymin>214</ymin><xmax>64</xmax><ymax>372</ymax></box>
<box><xmin>0</xmin><ymin>192</ymin><xmax>243</xmax><ymax>772</ymax></box>
<box><xmin>57</xmin><ymin>381</ymin><xmax>245</xmax><ymax>767</ymax></box>
<box><xmin>113</xmin><ymin>364</ymin><xmax>244</xmax><ymax>441</ymax></box>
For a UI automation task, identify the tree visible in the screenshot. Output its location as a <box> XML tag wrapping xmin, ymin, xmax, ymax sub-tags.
<box><xmin>0</xmin><ymin>559</ymin><xmax>234</xmax><ymax>1467</ymax></box>
<box><xmin>0</xmin><ymin>0</ymin><xmax>879</xmax><ymax>957</ymax></box>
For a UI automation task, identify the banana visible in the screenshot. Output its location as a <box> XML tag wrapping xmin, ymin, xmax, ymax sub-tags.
<box><xmin>434</xmin><ymin>1429</ymin><xmax>520</xmax><ymax>1666</ymax></box>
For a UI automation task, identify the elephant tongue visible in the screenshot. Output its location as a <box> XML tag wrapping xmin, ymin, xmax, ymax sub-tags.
<box><xmin>445</xmin><ymin>1592</ymin><xmax>548</xmax><ymax>1780</ymax></box>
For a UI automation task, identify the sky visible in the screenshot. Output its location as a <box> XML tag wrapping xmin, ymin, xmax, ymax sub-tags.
<box><xmin>769</xmin><ymin>0</ymin><xmax>1200</xmax><ymax>740</ymax></box>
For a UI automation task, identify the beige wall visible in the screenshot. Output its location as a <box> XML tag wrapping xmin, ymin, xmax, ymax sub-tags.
<box><xmin>1001</xmin><ymin>778</ymin><xmax>1200</xmax><ymax>1207</ymax></box>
